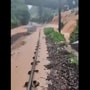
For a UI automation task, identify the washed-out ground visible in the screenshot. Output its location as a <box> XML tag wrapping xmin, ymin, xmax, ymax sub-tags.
<box><xmin>11</xmin><ymin>25</ymin><xmax>50</xmax><ymax>90</ymax></box>
<box><xmin>11</xmin><ymin>8</ymin><xmax>78</xmax><ymax>89</ymax></box>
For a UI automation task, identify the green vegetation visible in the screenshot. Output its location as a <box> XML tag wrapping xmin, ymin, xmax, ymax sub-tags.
<box><xmin>44</xmin><ymin>27</ymin><xmax>65</xmax><ymax>43</ymax></box>
<box><xmin>69</xmin><ymin>52</ymin><xmax>78</xmax><ymax>65</ymax></box>
<box><xmin>44</xmin><ymin>27</ymin><xmax>54</xmax><ymax>35</ymax></box>
<box><xmin>44</xmin><ymin>27</ymin><xmax>78</xmax><ymax>64</ymax></box>
<box><xmin>70</xmin><ymin>21</ymin><xmax>78</xmax><ymax>43</ymax></box>
<box><xmin>11</xmin><ymin>0</ymin><xmax>30</xmax><ymax>29</ymax></box>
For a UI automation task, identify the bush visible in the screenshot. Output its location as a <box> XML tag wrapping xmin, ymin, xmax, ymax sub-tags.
<box><xmin>44</xmin><ymin>27</ymin><xmax>65</xmax><ymax>43</ymax></box>
<box><xmin>11</xmin><ymin>0</ymin><xmax>30</xmax><ymax>28</ymax></box>
<box><xmin>70</xmin><ymin>22</ymin><xmax>78</xmax><ymax>43</ymax></box>
<box><xmin>50</xmin><ymin>32</ymin><xmax>65</xmax><ymax>43</ymax></box>
<box><xmin>44</xmin><ymin>27</ymin><xmax>54</xmax><ymax>35</ymax></box>
<box><xmin>11</xmin><ymin>17</ymin><xmax>20</xmax><ymax>29</ymax></box>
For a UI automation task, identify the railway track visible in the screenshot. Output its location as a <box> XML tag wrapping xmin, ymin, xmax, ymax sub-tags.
<box><xmin>27</xmin><ymin>29</ymin><xmax>41</xmax><ymax>90</ymax></box>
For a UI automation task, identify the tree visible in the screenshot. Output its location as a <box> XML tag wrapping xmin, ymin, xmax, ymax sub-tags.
<box><xmin>11</xmin><ymin>0</ymin><xmax>30</xmax><ymax>28</ymax></box>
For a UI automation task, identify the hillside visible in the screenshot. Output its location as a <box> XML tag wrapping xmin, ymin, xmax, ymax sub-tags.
<box><xmin>50</xmin><ymin>8</ymin><xmax>78</xmax><ymax>43</ymax></box>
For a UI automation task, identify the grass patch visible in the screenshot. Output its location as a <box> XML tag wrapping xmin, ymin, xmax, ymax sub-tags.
<box><xmin>44</xmin><ymin>27</ymin><xmax>65</xmax><ymax>43</ymax></box>
<box><xmin>69</xmin><ymin>52</ymin><xmax>78</xmax><ymax>65</ymax></box>
<box><xmin>44</xmin><ymin>27</ymin><xmax>54</xmax><ymax>35</ymax></box>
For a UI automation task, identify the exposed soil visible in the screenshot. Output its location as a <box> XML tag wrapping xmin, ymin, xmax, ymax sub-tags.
<box><xmin>51</xmin><ymin>9</ymin><xmax>78</xmax><ymax>25</ymax></box>
<box><xmin>11</xmin><ymin>32</ymin><xmax>30</xmax><ymax>45</ymax></box>
<box><xmin>50</xmin><ymin>8</ymin><xmax>78</xmax><ymax>43</ymax></box>
<box><xmin>45</xmin><ymin>37</ymin><xmax>79</xmax><ymax>90</ymax></box>
<box><xmin>11</xmin><ymin>26</ymin><xmax>50</xmax><ymax>90</ymax></box>
<box><xmin>61</xmin><ymin>20</ymin><xmax>77</xmax><ymax>43</ymax></box>
<box><xmin>11</xmin><ymin>25</ymin><xmax>38</xmax><ymax>50</ymax></box>
<box><xmin>11</xmin><ymin>26</ymin><xmax>40</xmax><ymax>90</ymax></box>
<box><xmin>11</xmin><ymin>25</ymin><xmax>27</xmax><ymax>33</ymax></box>
<box><xmin>11</xmin><ymin>39</ymin><xmax>26</xmax><ymax>50</ymax></box>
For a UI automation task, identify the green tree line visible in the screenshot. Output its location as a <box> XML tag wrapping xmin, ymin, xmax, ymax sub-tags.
<box><xmin>11</xmin><ymin>0</ymin><xmax>30</xmax><ymax>29</ymax></box>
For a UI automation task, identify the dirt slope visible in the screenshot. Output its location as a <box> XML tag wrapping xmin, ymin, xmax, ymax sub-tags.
<box><xmin>11</xmin><ymin>26</ymin><xmax>30</xmax><ymax>50</ymax></box>
<box><xmin>61</xmin><ymin>20</ymin><xmax>77</xmax><ymax>43</ymax></box>
<box><xmin>50</xmin><ymin>9</ymin><xmax>78</xmax><ymax>43</ymax></box>
<box><xmin>11</xmin><ymin>26</ymin><xmax>27</xmax><ymax>36</ymax></box>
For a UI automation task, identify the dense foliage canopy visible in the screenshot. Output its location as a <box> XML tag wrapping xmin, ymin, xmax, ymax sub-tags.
<box><xmin>11</xmin><ymin>0</ymin><xmax>30</xmax><ymax>28</ymax></box>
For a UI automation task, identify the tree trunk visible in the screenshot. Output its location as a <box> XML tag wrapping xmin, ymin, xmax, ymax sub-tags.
<box><xmin>58</xmin><ymin>7</ymin><xmax>61</xmax><ymax>32</ymax></box>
